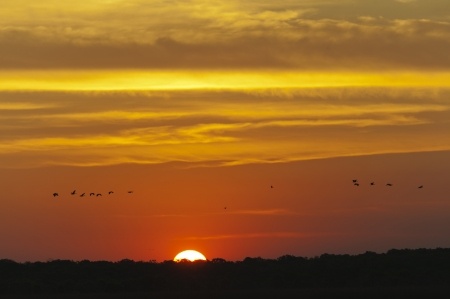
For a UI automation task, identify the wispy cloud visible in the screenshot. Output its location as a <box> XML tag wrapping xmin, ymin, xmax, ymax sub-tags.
<box><xmin>113</xmin><ymin>209</ymin><xmax>300</xmax><ymax>219</ymax></box>
<box><xmin>1</xmin><ymin>85</ymin><xmax>450</xmax><ymax>168</ymax></box>
<box><xmin>230</xmin><ymin>209</ymin><xmax>301</xmax><ymax>216</ymax></box>
<box><xmin>181</xmin><ymin>231</ymin><xmax>336</xmax><ymax>241</ymax></box>
<box><xmin>0</xmin><ymin>102</ymin><xmax>55</xmax><ymax>110</ymax></box>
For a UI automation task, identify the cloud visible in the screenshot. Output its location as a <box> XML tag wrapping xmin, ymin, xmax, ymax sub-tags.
<box><xmin>181</xmin><ymin>231</ymin><xmax>336</xmax><ymax>240</ymax></box>
<box><xmin>113</xmin><ymin>209</ymin><xmax>301</xmax><ymax>219</ymax></box>
<box><xmin>0</xmin><ymin>102</ymin><xmax>54</xmax><ymax>110</ymax></box>
<box><xmin>1</xmin><ymin>70</ymin><xmax>450</xmax><ymax>91</ymax></box>
<box><xmin>229</xmin><ymin>209</ymin><xmax>300</xmax><ymax>216</ymax></box>
<box><xmin>1</xmin><ymin>86</ymin><xmax>449</xmax><ymax>168</ymax></box>
<box><xmin>1</xmin><ymin>1</ymin><xmax>450</xmax><ymax>70</ymax></box>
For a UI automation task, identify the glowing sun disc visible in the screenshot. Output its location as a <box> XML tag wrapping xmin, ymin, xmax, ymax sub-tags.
<box><xmin>174</xmin><ymin>250</ymin><xmax>207</xmax><ymax>262</ymax></box>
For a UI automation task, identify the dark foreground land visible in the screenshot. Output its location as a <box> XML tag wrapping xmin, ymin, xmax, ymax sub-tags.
<box><xmin>2</xmin><ymin>248</ymin><xmax>450</xmax><ymax>298</ymax></box>
<box><xmin>4</xmin><ymin>287</ymin><xmax>450</xmax><ymax>299</ymax></box>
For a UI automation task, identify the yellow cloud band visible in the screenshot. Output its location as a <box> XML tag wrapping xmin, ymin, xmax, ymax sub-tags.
<box><xmin>1</xmin><ymin>70</ymin><xmax>450</xmax><ymax>91</ymax></box>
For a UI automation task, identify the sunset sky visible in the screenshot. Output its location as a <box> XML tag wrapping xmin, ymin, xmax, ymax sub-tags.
<box><xmin>1</xmin><ymin>0</ymin><xmax>450</xmax><ymax>262</ymax></box>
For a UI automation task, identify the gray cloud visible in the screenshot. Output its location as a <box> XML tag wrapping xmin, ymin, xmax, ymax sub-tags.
<box><xmin>0</xmin><ymin>1</ymin><xmax>449</xmax><ymax>70</ymax></box>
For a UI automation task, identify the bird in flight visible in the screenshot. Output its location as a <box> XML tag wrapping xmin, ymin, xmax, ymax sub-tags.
<box><xmin>90</xmin><ymin>193</ymin><xmax>95</xmax><ymax>196</ymax></box>
<box><xmin>418</xmin><ymin>185</ymin><xmax>424</xmax><ymax>189</ymax></box>
<box><xmin>370</xmin><ymin>182</ymin><xmax>375</xmax><ymax>186</ymax></box>
<box><xmin>71</xmin><ymin>190</ymin><xmax>76</xmax><ymax>195</ymax></box>
<box><xmin>96</xmin><ymin>193</ymin><xmax>102</xmax><ymax>197</ymax></box>
<box><xmin>53</xmin><ymin>193</ymin><xmax>59</xmax><ymax>197</ymax></box>
<box><xmin>80</xmin><ymin>193</ymin><xmax>85</xmax><ymax>197</ymax></box>
<box><xmin>128</xmin><ymin>191</ymin><xmax>133</xmax><ymax>194</ymax></box>
<box><xmin>108</xmin><ymin>191</ymin><xmax>114</xmax><ymax>195</ymax></box>
<box><xmin>386</xmin><ymin>183</ymin><xmax>393</xmax><ymax>187</ymax></box>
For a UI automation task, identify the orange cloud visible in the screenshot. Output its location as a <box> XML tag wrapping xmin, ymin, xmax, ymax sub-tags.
<box><xmin>181</xmin><ymin>231</ymin><xmax>339</xmax><ymax>240</ymax></box>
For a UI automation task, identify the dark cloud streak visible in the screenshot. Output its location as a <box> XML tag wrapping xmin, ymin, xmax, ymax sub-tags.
<box><xmin>1</xmin><ymin>18</ymin><xmax>449</xmax><ymax>70</ymax></box>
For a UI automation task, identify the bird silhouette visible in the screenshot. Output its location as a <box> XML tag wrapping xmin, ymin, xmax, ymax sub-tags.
<box><xmin>80</xmin><ymin>193</ymin><xmax>85</xmax><ymax>197</ymax></box>
<box><xmin>386</xmin><ymin>183</ymin><xmax>393</xmax><ymax>187</ymax></box>
<box><xmin>53</xmin><ymin>193</ymin><xmax>59</xmax><ymax>197</ymax></box>
<box><xmin>418</xmin><ymin>185</ymin><xmax>424</xmax><ymax>189</ymax></box>
<box><xmin>96</xmin><ymin>193</ymin><xmax>102</xmax><ymax>197</ymax></box>
<box><xmin>108</xmin><ymin>191</ymin><xmax>114</xmax><ymax>195</ymax></box>
<box><xmin>128</xmin><ymin>191</ymin><xmax>133</xmax><ymax>194</ymax></box>
<box><xmin>370</xmin><ymin>182</ymin><xmax>375</xmax><ymax>186</ymax></box>
<box><xmin>71</xmin><ymin>190</ymin><xmax>76</xmax><ymax>195</ymax></box>
<box><xmin>90</xmin><ymin>193</ymin><xmax>95</xmax><ymax>196</ymax></box>
<box><xmin>352</xmin><ymin>179</ymin><xmax>358</xmax><ymax>183</ymax></box>
<box><xmin>354</xmin><ymin>183</ymin><xmax>360</xmax><ymax>186</ymax></box>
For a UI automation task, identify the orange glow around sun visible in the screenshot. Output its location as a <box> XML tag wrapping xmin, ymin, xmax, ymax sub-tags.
<box><xmin>174</xmin><ymin>250</ymin><xmax>207</xmax><ymax>262</ymax></box>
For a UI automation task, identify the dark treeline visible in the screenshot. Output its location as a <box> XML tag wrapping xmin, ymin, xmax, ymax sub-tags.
<box><xmin>1</xmin><ymin>248</ymin><xmax>450</xmax><ymax>295</ymax></box>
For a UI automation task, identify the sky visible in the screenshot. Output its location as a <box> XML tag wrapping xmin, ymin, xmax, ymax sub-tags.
<box><xmin>1</xmin><ymin>0</ymin><xmax>450</xmax><ymax>262</ymax></box>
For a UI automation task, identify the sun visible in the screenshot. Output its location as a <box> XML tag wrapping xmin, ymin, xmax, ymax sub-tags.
<box><xmin>174</xmin><ymin>250</ymin><xmax>207</xmax><ymax>262</ymax></box>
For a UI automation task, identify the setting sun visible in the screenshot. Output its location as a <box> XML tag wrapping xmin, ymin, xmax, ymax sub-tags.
<box><xmin>174</xmin><ymin>250</ymin><xmax>207</xmax><ymax>262</ymax></box>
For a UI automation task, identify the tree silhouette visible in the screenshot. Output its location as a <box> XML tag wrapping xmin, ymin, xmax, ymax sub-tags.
<box><xmin>1</xmin><ymin>248</ymin><xmax>450</xmax><ymax>296</ymax></box>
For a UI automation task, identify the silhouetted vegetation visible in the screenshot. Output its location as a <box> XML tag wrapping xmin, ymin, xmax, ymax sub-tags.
<box><xmin>1</xmin><ymin>248</ymin><xmax>450</xmax><ymax>297</ymax></box>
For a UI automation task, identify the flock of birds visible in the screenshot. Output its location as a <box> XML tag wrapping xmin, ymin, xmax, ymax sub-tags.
<box><xmin>352</xmin><ymin>179</ymin><xmax>423</xmax><ymax>189</ymax></box>
<box><xmin>50</xmin><ymin>179</ymin><xmax>425</xmax><ymax>200</ymax></box>
<box><xmin>52</xmin><ymin>190</ymin><xmax>134</xmax><ymax>197</ymax></box>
